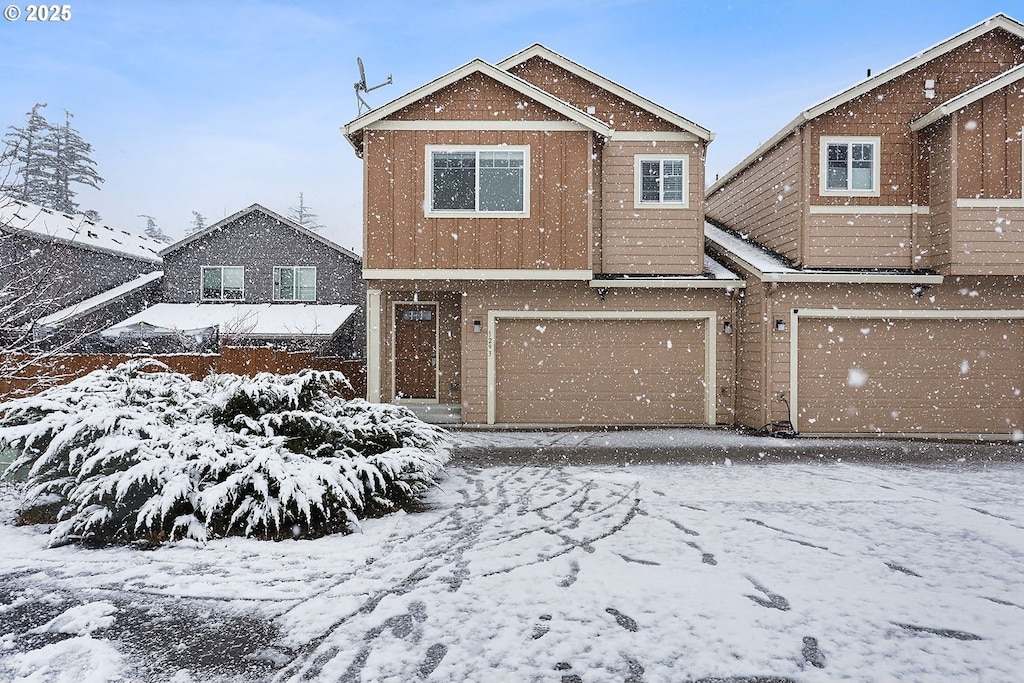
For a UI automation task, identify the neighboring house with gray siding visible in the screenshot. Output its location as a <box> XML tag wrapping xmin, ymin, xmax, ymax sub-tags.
<box><xmin>108</xmin><ymin>204</ymin><xmax>365</xmax><ymax>358</ymax></box>
<box><xmin>0</xmin><ymin>198</ymin><xmax>164</xmax><ymax>348</ymax></box>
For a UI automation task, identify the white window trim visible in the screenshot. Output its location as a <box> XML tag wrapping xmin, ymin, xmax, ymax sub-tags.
<box><xmin>633</xmin><ymin>154</ymin><xmax>690</xmax><ymax>209</ymax></box>
<box><xmin>272</xmin><ymin>265</ymin><xmax>317</xmax><ymax>302</ymax></box>
<box><xmin>819</xmin><ymin>136</ymin><xmax>881</xmax><ymax>197</ymax></box>
<box><xmin>200</xmin><ymin>265</ymin><xmax>244</xmax><ymax>301</ymax></box>
<box><xmin>424</xmin><ymin>144</ymin><xmax>531</xmax><ymax>219</ymax></box>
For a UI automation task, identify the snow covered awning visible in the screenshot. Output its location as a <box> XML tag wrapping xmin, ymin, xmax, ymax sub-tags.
<box><xmin>108</xmin><ymin>303</ymin><xmax>358</xmax><ymax>338</ymax></box>
<box><xmin>588</xmin><ymin>255</ymin><xmax>744</xmax><ymax>289</ymax></box>
<box><xmin>704</xmin><ymin>222</ymin><xmax>943</xmax><ymax>284</ymax></box>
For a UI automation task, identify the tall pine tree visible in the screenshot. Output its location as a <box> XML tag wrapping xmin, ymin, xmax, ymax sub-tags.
<box><xmin>3</xmin><ymin>103</ymin><xmax>52</xmax><ymax>203</ymax></box>
<box><xmin>287</xmin><ymin>192</ymin><xmax>323</xmax><ymax>231</ymax></box>
<box><xmin>2</xmin><ymin>104</ymin><xmax>104</xmax><ymax>214</ymax></box>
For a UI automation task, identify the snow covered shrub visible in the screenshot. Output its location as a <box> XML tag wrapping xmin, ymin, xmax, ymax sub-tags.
<box><xmin>0</xmin><ymin>360</ymin><xmax>450</xmax><ymax>546</ymax></box>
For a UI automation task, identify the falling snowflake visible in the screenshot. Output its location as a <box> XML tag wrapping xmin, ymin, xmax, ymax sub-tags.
<box><xmin>848</xmin><ymin>368</ymin><xmax>868</xmax><ymax>387</ymax></box>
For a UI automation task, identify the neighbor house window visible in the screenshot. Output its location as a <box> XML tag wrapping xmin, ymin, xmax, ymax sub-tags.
<box><xmin>426</xmin><ymin>145</ymin><xmax>529</xmax><ymax>216</ymax></box>
<box><xmin>201</xmin><ymin>266</ymin><xmax>244</xmax><ymax>301</ymax></box>
<box><xmin>634</xmin><ymin>155</ymin><xmax>689</xmax><ymax>208</ymax></box>
<box><xmin>274</xmin><ymin>266</ymin><xmax>316</xmax><ymax>301</ymax></box>
<box><xmin>820</xmin><ymin>136</ymin><xmax>881</xmax><ymax>196</ymax></box>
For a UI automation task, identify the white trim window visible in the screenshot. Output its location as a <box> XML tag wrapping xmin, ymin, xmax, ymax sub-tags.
<box><xmin>273</xmin><ymin>266</ymin><xmax>316</xmax><ymax>301</ymax></box>
<box><xmin>426</xmin><ymin>145</ymin><xmax>530</xmax><ymax>217</ymax></box>
<box><xmin>820</xmin><ymin>136</ymin><xmax>881</xmax><ymax>196</ymax></box>
<box><xmin>635</xmin><ymin>155</ymin><xmax>689</xmax><ymax>208</ymax></box>
<box><xmin>201</xmin><ymin>266</ymin><xmax>244</xmax><ymax>301</ymax></box>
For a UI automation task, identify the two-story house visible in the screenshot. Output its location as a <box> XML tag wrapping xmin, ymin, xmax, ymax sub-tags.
<box><xmin>0</xmin><ymin>197</ymin><xmax>164</xmax><ymax>349</ymax></box>
<box><xmin>106</xmin><ymin>204</ymin><xmax>365</xmax><ymax>358</ymax></box>
<box><xmin>706</xmin><ymin>13</ymin><xmax>1024</xmax><ymax>436</ymax></box>
<box><xmin>344</xmin><ymin>45</ymin><xmax>742</xmax><ymax>426</ymax></box>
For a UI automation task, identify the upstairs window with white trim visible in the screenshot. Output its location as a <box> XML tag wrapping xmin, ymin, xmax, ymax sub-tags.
<box><xmin>820</xmin><ymin>136</ymin><xmax>881</xmax><ymax>196</ymax></box>
<box><xmin>273</xmin><ymin>266</ymin><xmax>316</xmax><ymax>301</ymax></box>
<box><xmin>201</xmin><ymin>266</ymin><xmax>244</xmax><ymax>301</ymax></box>
<box><xmin>635</xmin><ymin>155</ymin><xmax>689</xmax><ymax>208</ymax></box>
<box><xmin>426</xmin><ymin>146</ymin><xmax>529</xmax><ymax>217</ymax></box>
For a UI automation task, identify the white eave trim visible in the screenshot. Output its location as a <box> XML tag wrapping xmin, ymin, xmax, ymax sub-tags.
<box><xmin>589</xmin><ymin>277</ymin><xmax>745</xmax><ymax>290</ymax></box>
<box><xmin>708</xmin><ymin>13</ymin><xmax>1024</xmax><ymax>195</ymax></box>
<box><xmin>497</xmin><ymin>44</ymin><xmax>714</xmax><ymax>142</ymax></box>
<box><xmin>363</xmin><ymin>268</ymin><xmax>593</xmax><ymax>281</ymax></box>
<box><xmin>911</xmin><ymin>62</ymin><xmax>1024</xmax><ymax>131</ymax></box>
<box><xmin>342</xmin><ymin>59</ymin><xmax>612</xmax><ymax>140</ymax></box>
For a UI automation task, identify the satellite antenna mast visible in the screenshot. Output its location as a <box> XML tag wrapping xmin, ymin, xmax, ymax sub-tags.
<box><xmin>355</xmin><ymin>57</ymin><xmax>392</xmax><ymax>115</ymax></box>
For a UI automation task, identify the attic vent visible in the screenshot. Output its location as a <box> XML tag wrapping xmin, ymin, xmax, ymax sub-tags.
<box><xmin>586</xmin><ymin>105</ymin><xmax>596</xmax><ymax>115</ymax></box>
<box><xmin>924</xmin><ymin>79</ymin><xmax>935</xmax><ymax>99</ymax></box>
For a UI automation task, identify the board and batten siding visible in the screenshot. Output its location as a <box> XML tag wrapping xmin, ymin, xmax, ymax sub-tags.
<box><xmin>362</xmin><ymin>127</ymin><xmax>592</xmax><ymax>272</ymax></box>
<box><xmin>705</xmin><ymin>130</ymin><xmax>802</xmax><ymax>263</ymax></box>
<box><xmin>956</xmin><ymin>87</ymin><xmax>1024</xmax><ymax>201</ymax></box>
<box><xmin>600</xmin><ymin>139</ymin><xmax>705</xmax><ymax>275</ymax></box>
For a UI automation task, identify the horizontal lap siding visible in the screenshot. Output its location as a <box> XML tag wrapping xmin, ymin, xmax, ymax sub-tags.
<box><xmin>954</xmin><ymin>207</ymin><xmax>1024</xmax><ymax>274</ymax></box>
<box><xmin>601</xmin><ymin>140</ymin><xmax>705</xmax><ymax>275</ymax></box>
<box><xmin>797</xmin><ymin>317</ymin><xmax>1024</xmax><ymax>434</ymax></box>
<box><xmin>706</xmin><ymin>131</ymin><xmax>801</xmax><ymax>261</ymax></box>
<box><xmin>495</xmin><ymin>318</ymin><xmax>706</xmax><ymax>424</ymax></box>
<box><xmin>804</xmin><ymin>213</ymin><xmax>913</xmax><ymax>268</ymax></box>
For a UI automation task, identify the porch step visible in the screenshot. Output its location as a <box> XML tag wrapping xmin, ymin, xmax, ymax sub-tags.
<box><xmin>404</xmin><ymin>404</ymin><xmax>463</xmax><ymax>425</ymax></box>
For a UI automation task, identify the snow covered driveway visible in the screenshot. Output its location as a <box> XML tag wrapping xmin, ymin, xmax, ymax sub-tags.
<box><xmin>2</xmin><ymin>449</ymin><xmax>1024</xmax><ymax>682</ymax></box>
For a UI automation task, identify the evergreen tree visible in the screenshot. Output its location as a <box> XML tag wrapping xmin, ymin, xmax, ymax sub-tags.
<box><xmin>2</xmin><ymin>105</ymin><xmax>104</xmax><ymax>214</ymax></box>
<box><xmin>187</xmin><ymin>210</ymin><xmax>207</xmax><ymax>235</ymax></box>
<box><xmin>44</xmin><ymin>110</ymin><xmax>104</xmax><ymax>214</ymax></box>
<box><xmin>139</xmin><ymin>214</ymin><xmax>171</xmax><ymax>243</ymax></box>
<box><xmin>287</xmin><ymin>192</ymin><xmax>323</xmax><ymax>230</ymax></box>
<box><xmin>3</xmin><ymin>103</ymin><xmax>52</xmax><ymax>203</ymax></box>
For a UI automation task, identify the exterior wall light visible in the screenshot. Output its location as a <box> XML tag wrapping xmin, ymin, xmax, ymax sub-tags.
<box><xmin>472</xmin><ymin>320</ymin><xmax>482</xmax><ymax>333</ymax></box>
<box><xmin>774</xmin><ymin>319</ymin><xmax>787</xmax><ymax>331</ymax></box>
<box><xmin>723</xmin><ymin>321</ymin><xmax>733</xmax><ymax>334</ymax></box>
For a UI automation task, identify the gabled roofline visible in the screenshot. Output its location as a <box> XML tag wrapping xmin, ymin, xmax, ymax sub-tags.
<box><xmin>708</xmin><ymin>13</ymin><xmax>1024</xmax><ymax>196</ymax></box>
<box><xmin>160</xmin><ymin>203</ymin><xmax>360</xmax><ymax>261</ymax></box>
<box><xmin>496</xmin><ymin>43</ymin><xmax>714</xmax><ymax>142</ymax></box>
<box><xmin>341</xmin><ymin>58</ymin><xmax>613</xmax><ymax>154</ymax></box>
<box><xmin>911</xmin><ymin>62</ymin><xmax>1024</xmax><ymax>131</ymax></box>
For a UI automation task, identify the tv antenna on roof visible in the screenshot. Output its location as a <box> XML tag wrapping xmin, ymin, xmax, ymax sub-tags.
<box><xmin>355</xmin><ymin>57</ymin><xmax>392</xmax><ymax>115</ymax></box>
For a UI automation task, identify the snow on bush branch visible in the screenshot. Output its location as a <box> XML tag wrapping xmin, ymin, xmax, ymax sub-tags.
<box><xmin>0</xmin><ymin>360</ymin><xmax>450</xmax><ymax>546</ymax></box>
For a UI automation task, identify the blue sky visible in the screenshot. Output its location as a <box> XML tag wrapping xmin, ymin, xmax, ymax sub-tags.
<box><xmin>3</xmin><ymin>0</ymin><xmax>1023</xmax><ymax>251</ymax></box>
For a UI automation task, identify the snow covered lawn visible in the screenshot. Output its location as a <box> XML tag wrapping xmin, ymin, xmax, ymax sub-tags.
<box><xmin>2</xmin><ymin>451</ymin><xmax>1023</xmax><ymax>682</ymax></box>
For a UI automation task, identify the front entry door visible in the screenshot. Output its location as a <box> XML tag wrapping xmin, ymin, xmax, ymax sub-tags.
<box><xmin>394</xmin><ymin>303</ymin><xmax>438</xmax><ymax>400</ymax></box>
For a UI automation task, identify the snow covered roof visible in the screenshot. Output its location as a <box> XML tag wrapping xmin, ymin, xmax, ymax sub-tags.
<box><xmin>107</xmin><ymin>303</ymin><xmax>357</xmax><ymax>338</ymax></box>
<box><xmin>35</xmin><ymin>271</ymin><xmax>163</xmax><ymax>328</ymax></box>
<box><xmin>161</xmin><ymin>203</ymin><xmax>360</xmax><ymax>262</ymax></box>
<box><xmin>342</xmin><ymin>57</ymin><xmax>613</xmax><ymax>154</ymax></box>
<box><xmin>708</xmin><ymin>13</ymin><xmax>1024</xmax><ymax>195</ymax></box>
<box><xmin>589</xmin><ymin>254</ymin><xmax>743</xmax><ymax>289</ymax></box>
<box><xmin>497</xmin><ymin>44</ymin><xmax>713</xmax><ymax>142</ymax></box>
<box><xmin>703</xmin><ymin>222</ymin><xmax>943</xmax><ymax>284</ymax></box>
<box><xmin>0</xmin><ymin>198</ymin><xmax>164</xmax><ymax>264</ymax></box>
<box><xmin>910</xmin><ymin>62</ymin><xmax>1024</xmax><ymax>131</ymax></box>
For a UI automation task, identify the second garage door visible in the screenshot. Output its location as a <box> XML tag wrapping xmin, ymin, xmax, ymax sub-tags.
<box><xmin>796</xmin><ymin>316</ymin><xmax>1024</xmax><ymax>434</ymax></box>
<box><xmin>492</xmin><ymin>316</ymin><xmax>711</xmax><ymax>425</ymax></box>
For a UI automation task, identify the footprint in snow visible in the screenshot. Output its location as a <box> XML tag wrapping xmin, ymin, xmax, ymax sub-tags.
<box><xmin>418</xmin><ymin>643</ymin><xmax>447</xmax><ymax>678</ymax></box>
<box><xmin>801</xmin><ymin>636</ymin><xmax>826</xmax><ymax>669</ymax></box>
<box><xmin>606</xmin><ymin>607</ymin><xmax>638</xmax><ymax>632</ymax></box>
<box><xmin>745</xmin><ymin>577</ymin><xmax>790</xmax><ymax>611</ymax></box>
<box><xmin>531</xmin><ymin>614</ymin><xmax>551</xmax><ymax>640</ymax></box>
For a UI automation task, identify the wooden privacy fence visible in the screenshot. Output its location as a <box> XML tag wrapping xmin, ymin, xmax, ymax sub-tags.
<box><xmin>0</xmin><ymin>348</ymin><xmax>366</xmax><ymax>401</ymax></box>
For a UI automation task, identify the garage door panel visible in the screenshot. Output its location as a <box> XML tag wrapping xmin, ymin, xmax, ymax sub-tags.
<box><xmin>798</xmin><ymin>317</ymin><xmax>1024</xmax><ymax>434</ymax></box>
<box><xmin>495</xmin><ymin>317</ymin><xmax>708</xmax><ymax>424</ymax></box>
